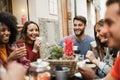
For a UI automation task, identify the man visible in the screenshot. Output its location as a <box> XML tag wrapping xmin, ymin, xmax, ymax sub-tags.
<box><xmin>100</xmin><ymin>0</ymin><xmax>120</xmax><ymax>80</ymax></box>
<box><xmin>58</xmin><ymin>16</ymin><xmax>95</xmax><ymax>58</ymax></box>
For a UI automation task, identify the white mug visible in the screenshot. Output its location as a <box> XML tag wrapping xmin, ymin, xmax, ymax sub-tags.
<box><xmin>36</xmin><ymin>37</ymin><xmax>43</xmax><ymax>41</ymax></box>
<box><xmin>90</xmin><ymin>41</ymin><xmax>97</xmax><ymax>48</ymax></box>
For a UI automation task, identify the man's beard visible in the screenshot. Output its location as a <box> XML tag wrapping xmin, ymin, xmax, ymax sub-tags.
<box><xmin>74</xmin><ymin>30</ymin><xmax>84</xmax><ymax>37</ymax></box>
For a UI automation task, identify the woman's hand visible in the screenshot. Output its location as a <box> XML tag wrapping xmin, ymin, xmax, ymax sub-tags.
<box><xmin>32</xmin><ymin>37</ymin><xmax>41</xmax><ymax>53</ymax></box>
<box><xmin>86</xmin><ymin>50</ymin><xmax>96</xmax><ymax>61</ymax></box>
<box><xmin>8</xmin><ymin>47</ymin><xmax>27</xmax><ymax>61</ymax></box>
<box><xmin>86</xmin><ymin>50</ymin><xmax>100</xmax><ymax>66</ymax></box>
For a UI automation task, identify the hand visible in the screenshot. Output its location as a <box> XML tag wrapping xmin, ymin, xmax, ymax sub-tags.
<box><xmin>32</xmin><ymin>38</ymin><xmax>41</xmax><ymax>53</ymax></box>
<box><xmin>8</xmin><ymin>47</ymin><xmax>27</xmax><ymax>61</ymax></box>
<box><xmin>1</xmin><ymin>61</ymin><xmax>26</xmax><ymax>80</ymax></box>
<box><xmin>86</xmin><ymin>50</ymin><xmax>100</xmax><ymax>66</ymax></box>
<box><xmin>86</xmin><ymin>50</ymin><xmax>96</xmax><ymax>62</ymax></box>
<box><xmin>78</xmin><ymin>67</ymin><xmax>97</xmax><ymax>80</ymax></box>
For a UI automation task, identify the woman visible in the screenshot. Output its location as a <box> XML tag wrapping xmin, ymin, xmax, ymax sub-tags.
<box><xmin>0</xmin><ymin>12</ymin><xmax>27</xmax><ymax>80</ymax></box>
<box><xmin>19</xmin><ymin>21</ymin><xmax>40</xmax><ymax>62</ymax></box>
<box><xmin>0</xmin><ymin>12</ymin><xmax>27</xmax><ymax>66</ymax></box>
<box><xmin>86</xmin><ymin>19</ymin><xmax>118</xmax><ymax>78</ymax></box>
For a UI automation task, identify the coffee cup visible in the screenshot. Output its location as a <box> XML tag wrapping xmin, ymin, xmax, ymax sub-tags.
<box><xmin>90</xmin><ymin>41</ymin><xmax>97</xmax><ymax>48</ymax></box>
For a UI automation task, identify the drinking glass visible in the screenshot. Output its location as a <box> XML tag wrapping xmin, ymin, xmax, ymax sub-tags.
<box><xmin>16</xmin><ymin>42</ymin><xmax>25</xmax><ymax>48</ymax></box>
<box><xmin>78</xmin><ymin>54</ymin><xmax>84</xmax><ymax>61</ymax></box>
<box><xmin>16</xmin><ymin>42</ymin><xmax>30</xmax><ymax>70</ymax></box>
<box><xmin>73</xmin><ymin>46</ymin><xmax>80</xmax><ymax>54</ymax></box>
<box><xmin>90</xmin><ymin>41</ymin><xmax>97</xmax><ymax>48</ymax></box>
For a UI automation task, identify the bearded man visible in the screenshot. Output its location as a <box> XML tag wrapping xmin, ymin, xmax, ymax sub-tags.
<box><xmin>58</xmin><ymin>15</ymin><xmax>95</xmax><ymax>58</ymax></box>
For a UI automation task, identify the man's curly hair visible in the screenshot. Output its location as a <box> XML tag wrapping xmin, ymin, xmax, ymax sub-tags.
<box><xmin>0</xmin><ymin>12</ymin><xmax>18</xmax><ymax>44</ymax></box>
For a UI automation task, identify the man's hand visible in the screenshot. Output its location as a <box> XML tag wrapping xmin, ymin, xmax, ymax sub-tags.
<box><xmin>78</xmin><ymin>67</ymin><xmax>97</xmax><ymax>80</ymax></box>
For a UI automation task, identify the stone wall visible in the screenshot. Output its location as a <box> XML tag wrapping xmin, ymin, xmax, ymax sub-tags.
<box><xmin>38</xmin><ymin>18</ymin><xmax>60</xmax><ymax>59</ymax></box>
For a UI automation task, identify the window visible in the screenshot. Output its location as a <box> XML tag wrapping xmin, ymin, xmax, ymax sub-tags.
<box><xmin>49</xmin><ymin>0</ymin><xmax>58</xmax><ymax>15</ymax></box>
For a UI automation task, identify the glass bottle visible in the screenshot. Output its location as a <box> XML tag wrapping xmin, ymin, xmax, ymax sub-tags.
<box><xmin>29</xmin><ymin>59</ymin><xmax>51</xmax><ymax>80</ymax></box>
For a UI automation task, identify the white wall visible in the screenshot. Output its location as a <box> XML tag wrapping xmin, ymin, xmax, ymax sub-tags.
<box><xmin>100</xmin><ymin>0</ymin><xmax>107</xmax><ymax>19</ymax></box>
<box><xmin>86</xmin><ymin>2</ymin><xmax>96</xmax><ymax>37</ymax></box>
<box><xmin>71</xmin><ymin>0</ymin><xmax>75</xmax><ymax>19</ymax></box>
<box><xmin>28</xmin><ymin>0</ymin><xmax>37</xmax><ymax>22</ymax></box>
<box><xmin>12</xmin><ymin>0</ymin><xmax>58</xmax><ymax>24</ymax></box>
<box><xmin>29</xmin><ymin>0</ymin><xmax>58</xmax><ymax>23</ymax></box>
<box><xmin>70</xmin><ymin>0</ymin><xmax>75</xmax><ymax>34</ymax></box>
<box><xmin>76</xmin><ymin>0</ymin><xmax>87</xmax><ymax>18</ymax></box>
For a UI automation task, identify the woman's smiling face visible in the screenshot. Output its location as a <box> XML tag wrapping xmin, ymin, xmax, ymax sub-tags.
<box><xmin>95</xmin><ymin>25</ymin><xmax>108</xmax><ymax>43</ymax></box>
<box><xmin>26</xmin><ymin>23</ymin><xmax>39</xmax><ymax>42</ymax></box>
<box><xmin>0</xmin><ymin>24</ymin><xmax>11</xmax><ymax>45</ymax></box>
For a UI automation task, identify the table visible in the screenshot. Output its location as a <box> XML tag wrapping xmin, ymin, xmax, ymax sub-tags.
<box><xmin>25</xmin><ymin>60</ymin><xmax>97</xmax><ymax>80</ymax></box>
<box><xmin>25</xmin><ymin>76</ymin><xmax>83</xmax><ymax>80</ymax></box>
